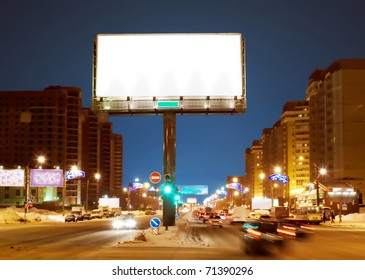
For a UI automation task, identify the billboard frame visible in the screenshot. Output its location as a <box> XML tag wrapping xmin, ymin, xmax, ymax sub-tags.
<box><xmin>92</xmin><ymin>33</ymin><xmax>246</xmax><ymax>116</ymax></box>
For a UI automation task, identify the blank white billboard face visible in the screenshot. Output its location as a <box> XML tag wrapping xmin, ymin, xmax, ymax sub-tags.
<box><xmin>95</xmin><ymin>34</ymin><xmax>243</xmax><ymax>98</ymax></box>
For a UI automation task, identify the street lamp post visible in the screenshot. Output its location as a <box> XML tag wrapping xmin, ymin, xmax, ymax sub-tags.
<box><xmin>316</xmin><ymin>167</ymin><xmax>327</xmax><ymax>206</ymax></box>
<box><xmin>24</xmin><ymin>155</ymin><xmax>46</xmax><ymax>219</ymax></box>
<box><xmin>95</xmin><ymin>173</ymin><xmax>101</xmax><ymax>205</ymax></box>
<box><xmin>123</xmin><ymin>186</ymin><xmax>131</xmax><ymax>210</ymax></box>
<box><xmin>78</xmin><ymin>172</ymin><xmax>100</xmax><ymax>211</ymax></box>
<box><xmin>24</xmin><ymin>166</ymin><xmax>30</xmax><ymax>219</ymax></box>
<box><xmin>62</xmin><ymin>169</ymin><xmax>66</xmax><ymax>215</ymax></box>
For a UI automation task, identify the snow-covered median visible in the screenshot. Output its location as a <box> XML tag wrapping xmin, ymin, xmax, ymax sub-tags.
<box><xmin>121</xmin><ymin>212</ymin><xmax>214</xmax><ymax>248</ymax></box>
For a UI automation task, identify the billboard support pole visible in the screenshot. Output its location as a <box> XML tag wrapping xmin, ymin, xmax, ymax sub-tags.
<box><xmin>24</xmin><ymin>166</ymin><xmax>30</xmax><ymax>219</ymax></box>
<box><xmin>163</xmin><ymin>112</ymin><xmax>176</xmax><ymax>227</ymax></box>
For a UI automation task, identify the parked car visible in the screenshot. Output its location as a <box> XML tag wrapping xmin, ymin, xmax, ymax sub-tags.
<box><xmin>65</xmin><ymin>214</ymin><xmax>76</xmax><ymax>222</ymax></box>
<box><xmin>108</xmin><ymin>210</ymin><xmax>116</xmax><ymax>218</ymax></box>
<box><xmin>82</xmin><ymin>213</ymin><xmax>91</xmax><ymax>220</ymax></box>
<box><xmin>71</xmin><ymin>211</ymin><xmax>83</xmax><ymax>221</ymax></box>
<box><xmin>90</xmin><ymin>209</ymin><xmax>102</xmax><ymax>219</ymax></box>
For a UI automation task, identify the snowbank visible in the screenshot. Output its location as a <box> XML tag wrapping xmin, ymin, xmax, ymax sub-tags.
<box><xmin>121</xmin><ymin>211</ymin><xmax>213</xmax><ymax>248</ymax></box>
<box><xmin>0</xmin><ymin>206</ymin><xmax>64</xmax><ymax>224</ymax></box>
<box><xmin>338</xmin><ymin>212</ymin><xmax>365</xmax><ymax>222</ymax></box>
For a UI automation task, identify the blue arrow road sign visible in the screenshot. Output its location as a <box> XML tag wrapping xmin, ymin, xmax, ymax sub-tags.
<box><xmin>150</xmin><ymin>217</ymin><xmax>161</xmax><ymax>228</ymax></box>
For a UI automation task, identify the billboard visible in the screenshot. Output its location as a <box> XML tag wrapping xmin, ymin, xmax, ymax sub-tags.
<box><xmin>0</xmin><ymin>169</ymin><xmax>25</xmax><ymax>187</ymax></box>
<box><xmin>178</xmin><ymin>185</ymin><xmax>208</xmax><ymax>196</ymax></box>
<box><xmin>92</xmin><ymin>33</ymin><xmax>246</xmax><ymax>115</ymax></box>
<box><xmin>30</xmin><ymin>169</ymin><xmax>64</xmax><ymax>187</ymax></box>
<box><xmin>99</xmin><ymin>197</ymin><xmax>120</xmax><ymax>208</ymax></box>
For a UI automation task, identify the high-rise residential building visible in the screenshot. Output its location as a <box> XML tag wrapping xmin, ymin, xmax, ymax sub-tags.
<box><xmin>0</xmin><ymin>86</ymin><xmax>123</xmax><ymax>210</ymax></box>
<box><xmin>80</xmin><ymin>108</ymin><xmax>99</xmax><ymax>209</ymax></box>
<box><xmin>97</xmin><ymin>121</ymin><xmax>112</xmax><ymax>198</ymax></box>
<box><xmin>260</xmin><ymin>121</ymin><xmax>284</xmax><ymax>202</ymax></box>
<box><xmin>280</xmin><ymin>101</ymin><xmax>310</xmax><ymax>197</ymax></box>
<box><xmin>250</xmin><ymin>101</ymin><xmax>309</xmax><ymax>207</ymax></box>
<box><xmin>244</xmin><ymin>140</ymin><xmax>263</xmax><ymax>197</ymax></box>
<box><xmin>111</xmin><ymin>134</ymin><xmax>123</xmax><ymax>197</ymax></box>
<box><xmin>95</xmin><ymin>112</ymin><xmax>124</xmax><ymax>199</ymax></box>
<box><xmin>0</xmin><ymin>86</ymin><xmax>82</xmax><ymax>206</ymax></box>
<box><xmin>306</xmin><ymin>59</ymin><xmax>365</xmax><ymax>196</ymax></box>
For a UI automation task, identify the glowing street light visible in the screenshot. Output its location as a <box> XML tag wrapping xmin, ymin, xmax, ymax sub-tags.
<box><xmin>95</xmin><ymin>173</ymin><xmax>101</xmax><ymax>200</ymax></box>
<box><xmin>316</xmin><ymin>167</ymin><xmax>327</xmax><ymax>206</ymax></box>
<box><xmin>24</xmin><ymin>155</ymin><xmax>47</xmax><ymax>218</ymax></box>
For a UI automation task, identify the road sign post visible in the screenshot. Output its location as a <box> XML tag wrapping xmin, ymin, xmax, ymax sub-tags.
<box><xmin>150</xmin><ymin>217</ymin><xmax>161</xmax><ymax>235</ymax></box>
<box><xmin>149</xmin><ymin>171</ymin><xmax>161</xmax><ymax>185</ymax></box>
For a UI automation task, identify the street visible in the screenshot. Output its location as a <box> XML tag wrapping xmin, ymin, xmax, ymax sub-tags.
<box><xmin>0</xmin><ymin>215</ymin><xmax>364</xmax><ymax>260</ymax></box>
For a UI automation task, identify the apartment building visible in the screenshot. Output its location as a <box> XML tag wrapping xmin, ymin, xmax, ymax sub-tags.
<box><xmin>280</xmin><ymin>101</ymin><xmax>310</xmax><ymax>196</ymax></box>
<box><xmin>306</xmin><ymin>58</ymin><xmax>365</xmax><ymax>199</ymax></box>
<box><xmin>0</xmin><ymin>86</ymin><xmax>123</xmax><ymax>209</ymax></box>
<box><xmin>244</xmin><ymin>141</ymin><xmax>264</xmax><ymax>197</ymax></box>
<box><xmin>248</xmin><ymin>101</ymin><xmax>309</xmax><ymax>207</ymax></box>
<box><xmin>0</xmin><ymin>86</ymin><xmax>82</xmax><ymax>206</ymax></box>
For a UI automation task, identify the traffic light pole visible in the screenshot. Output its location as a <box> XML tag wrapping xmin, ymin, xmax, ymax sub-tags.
<box><xmin>163</xmin><ymin>112</ymin><xmax>176</xmax><ymax>228</ymax></box>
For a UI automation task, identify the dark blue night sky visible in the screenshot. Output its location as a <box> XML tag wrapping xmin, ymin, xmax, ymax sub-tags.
<box><xmin>1</xmin><ymin>0</ymin><xmax>365</xmax><ymax>199</ymax></box>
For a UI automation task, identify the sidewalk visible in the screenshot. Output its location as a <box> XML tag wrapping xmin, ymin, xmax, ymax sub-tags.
<box><xmin>320</xmin><ymin>214</ymin><xmax>365</xmax><ymax>229</ymax></box>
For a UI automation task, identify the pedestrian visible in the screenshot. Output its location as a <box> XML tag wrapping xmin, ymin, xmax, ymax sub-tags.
<box><xmin>331</xmin><ymin>210</ymin><xmax>335</xmax><ymax>223</ymax></box>
<box><xmin>322</xmin><ymin>211</ymin><xmax>326</xmax><ymax>223</ymax></box>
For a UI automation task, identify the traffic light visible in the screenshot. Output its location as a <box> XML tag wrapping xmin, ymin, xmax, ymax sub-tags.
<box><xmin>160</xmin><ymin>182</ymin><xmax>173</xmax><ymax>197</ymax></box>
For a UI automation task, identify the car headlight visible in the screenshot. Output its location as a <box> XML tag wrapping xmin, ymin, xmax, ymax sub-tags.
<box><xmin>113</xmin><ymin>220</ymin><xmax>124</xmax><ymax>229</ymax></box>
<box><xmin>125</xmin><ymin>219</ymin><xmax>136</xmax><ymax>228</ymax></box>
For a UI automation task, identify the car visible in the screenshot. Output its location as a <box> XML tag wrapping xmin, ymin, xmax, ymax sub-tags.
<box><xmin>207</xmin><ymin>214</ymin><xmax>223</xmax><ymax>228</ymax></box>
<box><xmin>82</xmin><ymin>213</ymin><xmax>91</xmax><ymax>220</ymax></box>
<box><xmin>200</xmin><ymin>212</ymin><xmax>211</xmax><ymax>223</ymax></box>
<box><xmin>145</xmin><ymin>208</ymin><xmax>156</xmax><ymax>215</ymax></box>
<box><xmin>65</xmin><ymin>214</ymin><xmax>76</xmax><ymax>222</ymax></box>
<box><xmin>240</xmin><ymin>220</ymin><xmax>285</xmax><ymax>255</ymax></box>
<box><xmin>90</xmin><ymin>209</ymin><xmax>102</xmax><ymax>219</ymax></box>
<box><xmin>108</xmin><ymin>210</ymin><xmax>116</xmax><ymax>218</ymax></box>
<box><xmin>112</xmin><ymin>213</ymin><xmax>137</xmax><ymax>230</ymax></box>
<box><xmin>71</xmin><ymin>211</ymin><xmax>83</xmax><ymax>221</ymax></box>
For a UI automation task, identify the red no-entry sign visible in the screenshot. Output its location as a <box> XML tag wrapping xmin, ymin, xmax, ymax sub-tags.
<box><xmin>149</xmin><ymin>171</ymin><xmax>162</xmax><ymax>184</ymax></box>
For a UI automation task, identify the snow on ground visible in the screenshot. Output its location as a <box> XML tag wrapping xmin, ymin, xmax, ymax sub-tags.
<box><xmin>122</xmin><ymin>213</ymin><xmax>214</xmax><ymax>248</ymax></box>
<box><xmin>1</xmin><ymin>206</ymin><xmax>365</xmax><ymax>247</ymax></box>
<box><xmin>339</xmin><ymin>212</ymin><xmax>365</xmax><ymax>221</ymax></box>
<box><xmin>0</xmin><ymin>206</ymin><xmax>64</xmax><ymax>224</ymax></box>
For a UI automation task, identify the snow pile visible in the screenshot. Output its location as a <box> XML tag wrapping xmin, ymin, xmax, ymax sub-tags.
<box><xmin>0</xmin><ymin>207</ymin><xmax>23</xmax><ymax>223</ymax></box>
<box><xmin>339</xmin><ymin>212</ymin><xmax>365</xmax><ymax>222</ymax></box>
<box><xmin>122</xmin><ymin>211</ymin><xmax>213</xmax><ymax>248</ymax></box>
<box><xmin>0</xmin><ymin>206</ymin><xmax>64</xmax><ymax>224</ymax></box>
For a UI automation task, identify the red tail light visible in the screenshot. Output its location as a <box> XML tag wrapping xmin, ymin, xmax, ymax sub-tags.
<box><xmin>277</xmin><ymin>228</ymin><xmax>296</xmax><ymax>237</ymax></box>
<box><xmin>247</xmin><ymin>228</ymin><xmax>262</xmax><ymax>237</ymax></box>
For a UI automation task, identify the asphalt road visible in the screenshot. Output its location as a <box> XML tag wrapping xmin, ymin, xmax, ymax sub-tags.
<box><xmin>0</xmin><ymin>216</ymin><xmax>364</xmax><ymax>260</ymax></box>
